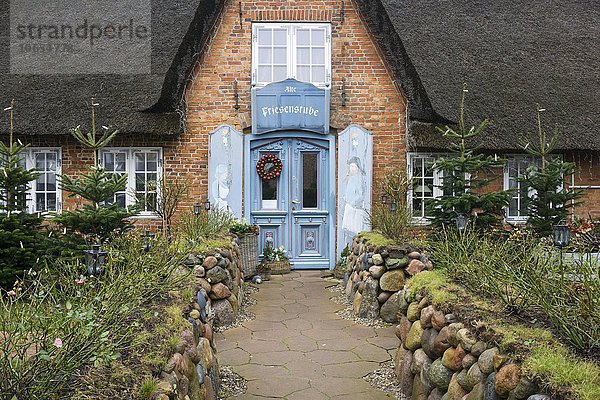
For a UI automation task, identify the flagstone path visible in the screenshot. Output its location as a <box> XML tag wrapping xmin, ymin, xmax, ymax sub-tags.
<box><xmin>215</xmin><ymin>271</ymin><xmax>398</xmax><ymax>399</ymax></box>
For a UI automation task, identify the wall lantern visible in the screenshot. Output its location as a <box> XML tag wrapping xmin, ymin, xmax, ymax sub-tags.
<box><xmin>84</xmin><ymin>244</ymin><xmax>107</xmax><ymax>276</ymax></box>
<box><xmin>455</xmin><ymin>213</ymin><xmax>468</xmax><ymax>232</ymax></box>
<box><xmin>203</xmin><ymin>199</ymin><xmax>211</xmax><ymax>211</ymax></box>
<box><xmin>390</xmin><ymin>200</ymin><xmax>397</xmax><ymax>212</ymax></box>
<box><xmin>193</xmin><ymin>202</ymin><xmax>201</xmax><ymax>216</ymax></box>
<box><xmin>381</xmin><ymin>194</ymin><xmax>388</xmax><ymax>205</ymax></box>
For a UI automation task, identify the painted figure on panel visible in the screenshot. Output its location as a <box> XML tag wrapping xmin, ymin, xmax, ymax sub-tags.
<box><xmin>342</xmin><ymin>156</ymin><xmax>368</xmax><ymax>242</ymax></box>
<box><xmin>212</xmin><ymin>163</ymin><xmax>232</xmax><ymax>212</ymax></box>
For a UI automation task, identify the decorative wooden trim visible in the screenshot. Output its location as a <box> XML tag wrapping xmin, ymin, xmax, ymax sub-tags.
<box><xmin>251</xmin><ymin>9</ymin><xmax>333</xmax><ymax>22</ymax></box>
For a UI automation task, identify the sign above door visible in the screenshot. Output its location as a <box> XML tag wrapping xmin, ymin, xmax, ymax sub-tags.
<box><xmin>251</xmin><ymin>79</ymin><xmax>330</xmax><ymax>135</ymax></box>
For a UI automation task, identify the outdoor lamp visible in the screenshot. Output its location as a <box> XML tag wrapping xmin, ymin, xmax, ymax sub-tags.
<box><xmin>84</xmin><ymin>244</ymin><xmax>107</xmax><ymax>276</ymax></box>
<box><xmin>203</xmin><ymin>199</ymin><xmax>211</xmax><ymax>211</ymax></box>
<box><xmin>142</xmin><ymin>229</ymin><xmax>155</xmax><ymax>252</ymax></box>
<box><xmin>380</xmin><ymin>194</ymin><xmax>388</xmax><ymax>204</ymax></box>
<box><xmin>193</xmin><ymin>202</ymin><xmax>201</xmax><ymax>216</ymax></box>
<box><xmin>553</xmin><ymin>220</ymin><xmax>570</xmax><ymax>248</ymax></box>
<box><xmin>414</xmin><ymin>184</ymin><xmax>433</xmax><ymax>195</ymax></box>
<box><xmin>455</xmin><ymin>213</ymin><xmax>468</xmax><ymax>232</ymax></box>
<box><xmin>390</xmin><ymin>200</ymin><xmax>398</xmax><ymax>212</ymax></box>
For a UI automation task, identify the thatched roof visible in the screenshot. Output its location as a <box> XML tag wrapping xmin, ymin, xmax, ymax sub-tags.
<box><xmin>381</xmin><ymin>0</ymin><xmax>600</xmax><ymax>151</ymax></box>
<box><xmin>1</xmin><ymin>0</ymin><xmax>597</xmax><ymax>151</ymax></box>
<box><xmin>0</xmin><ymin>0</ymin><xmax>215</xmax><ymax>136</ymax></box>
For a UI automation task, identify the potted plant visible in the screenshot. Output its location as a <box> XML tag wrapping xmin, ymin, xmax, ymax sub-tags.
<box><xmin>257</xmin><ymin>261</ymin><xmax>271</xmax><ymax>281</ymax></box>
<box><xmin>229</xmin><ymin>219</ymin><xmax>260</xmax><ymax>278</ymax></box>
<box><xmin>262</xmin><ymin>243</ymin><xmax>291</xmax><ymax>275</ymax></box>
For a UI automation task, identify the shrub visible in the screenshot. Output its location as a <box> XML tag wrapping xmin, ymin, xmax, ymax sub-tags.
<box><xmin>429</xmin><ymin>226</ymin><xmax>600</xmax><ymax>353</ymax></box>
<box><xmin>0</xmin><ymin>233</ymin><xmax>186</xmax><ymax>399</ymax></box>
<box><xmin>0</xmin><ymin>102</ymin><xmax>46</xmax><ymax>289</ymax></box>
<box><xmin>426</xmin><ymin>84</ymin><xmax>510</xmax><ymax>229</ymax></box>
<box><xmin>54</xmin><ymin>99</ymin><xmax>137</xmax><ymax>244</ymax></box>
<box><xmin>517</xmin><ymin>108</ymin><xmax>583</xmax><ymax>236</ymax></box>
<box><xmin>176</xmin><ymin>208</ymin><xmax>236</xmax><ymax>245</ymax></box>
<box><xmin>369</xmin><ymin>170</ymin><xmax>412</xmax><ymax>242</ymax></box>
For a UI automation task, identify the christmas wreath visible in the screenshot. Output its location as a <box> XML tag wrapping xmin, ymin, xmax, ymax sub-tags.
<box><xmin>256</xmin><ymin>154</ymin><xmax>282</xmax><ymax>181</ymax></box>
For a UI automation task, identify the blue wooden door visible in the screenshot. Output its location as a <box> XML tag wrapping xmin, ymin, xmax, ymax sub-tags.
<box><xmin>247</xmin><ymin>134</ymin><xmax>333</xmax><ymax>269</ymax></box>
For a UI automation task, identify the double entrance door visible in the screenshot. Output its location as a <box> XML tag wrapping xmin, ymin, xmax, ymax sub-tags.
<box><xmin>246</xmin><ymin>133</ymin><xmax>334</xmax><ymax>269</ymax></box>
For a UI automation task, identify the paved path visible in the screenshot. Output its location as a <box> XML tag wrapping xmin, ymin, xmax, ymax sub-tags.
<box><xmin>215</xmin><ymin>271</ymin><xmax>397</xmax><ymax>399</ymax></box>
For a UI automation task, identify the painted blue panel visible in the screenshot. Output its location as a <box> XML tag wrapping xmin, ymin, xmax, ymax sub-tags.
<box><xmin>252</xmin><ymin>79</ymin><xmax>330</xmax><ymax>135</ymax></box>
<box><xmin>208</xmin><ymin>125</ymin><xmax>243</xmax><ymax>219</ymax></box>
<box><xmin>337</xmin><ymin>125</ymin><xmax>373</xmax><ymax>258</ymax></box>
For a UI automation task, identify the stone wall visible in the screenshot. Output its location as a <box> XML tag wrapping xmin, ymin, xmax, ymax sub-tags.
<box><xmin>345</xmin><ymin>235</ymin><xmax>432</xmax><ymax>322</ymax></box>
<box><xmin>153</xmin><ymin>240</ymin><xmax>245</xmax><ymax>400</ymax></box>
<box><xmin>393</xmin><ymin>292</ymin><xmax>550</xmax><ymax>400</ymax></box>
<box><xmin>183</xmin><ymin>239</ymin><xmax>245</xmax><ymax>329</ymax></box>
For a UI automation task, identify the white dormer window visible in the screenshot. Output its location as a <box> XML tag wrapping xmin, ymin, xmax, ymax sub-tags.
<box><xmin>252</xmin><ymin>23</ymin><xmax>331</xmax><ymax>88</ymax></box>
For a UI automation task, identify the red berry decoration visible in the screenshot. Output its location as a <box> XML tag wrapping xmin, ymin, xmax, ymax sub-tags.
<box><xmin>256</xmin><ymin>154</ymin><xmax>282</xmax><ymax>181</ymax></box>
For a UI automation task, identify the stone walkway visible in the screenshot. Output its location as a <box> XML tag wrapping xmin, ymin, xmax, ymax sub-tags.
<box><xmin>215</xmin><ymin>271</ymin><xmax>397</xmax><ymax>399</ymax></box>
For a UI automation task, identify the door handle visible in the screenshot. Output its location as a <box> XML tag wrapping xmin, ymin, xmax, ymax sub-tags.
<box><xmin>291</xmin><ymin>199</ymin><xmax>300</xmax><ymax>210</ymax></box>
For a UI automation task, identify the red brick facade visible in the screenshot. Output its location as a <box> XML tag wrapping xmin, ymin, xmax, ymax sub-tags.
<box><xmin>182</xmin><ymin>0</ymin><xmax>407</xmax><ymax>211</ymax></box>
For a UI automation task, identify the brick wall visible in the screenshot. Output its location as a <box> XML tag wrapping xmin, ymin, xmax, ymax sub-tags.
<box><xmin>182</xmin><ymin>0</ymin><xmax>407</xmax><ymax>212</ymax></box>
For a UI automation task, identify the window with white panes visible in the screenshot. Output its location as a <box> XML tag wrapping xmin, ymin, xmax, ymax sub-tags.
<box><xmin>0</xmin><ymin>148</ymin><xmax>62</xmax><ymax>213</ymax></box>
<box><xmin>252</xmin><ymin>23</ymin><xmax>331</xmax><ymax>87</ymax></box>
<box><xmin>32</xmin><ymin>150</ymin><xmax>60</xmax><ymax>213</ymax></box>
<box><xmin>504</xmin><ymin>155</ymin><xmax>537</xmax><ymax>221</ymax></box>
<box><xmin>408</xmin><ymin>154</ymin><xmax>445</xmax><ymax>221</ymax></box>
<box><xmin>99</xmin><ymin>148</ymin><xmax>162</xmax><ymax>214</ymax></box>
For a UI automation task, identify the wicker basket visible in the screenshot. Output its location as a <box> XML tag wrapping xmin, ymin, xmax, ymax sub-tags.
<box><xmin>239</xmin><ymin>234</ymin><xmax>259</xmax><ymax>278</ymax></box>
<box><xmin>269</xmin><ymin>259</ymin><xmax>291</xmax><ymax>275</ymax></box>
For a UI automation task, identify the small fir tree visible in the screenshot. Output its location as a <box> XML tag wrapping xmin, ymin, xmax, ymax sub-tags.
<box><xmin>54</xmin><ymin>99</ymin><xmax>137</xmax><ymax>243</ymax></box>
<box><xmin>517</xmin><ymin>107</ymin><xmax>583</xmax><ymax>236</ymax></box>
<box><xmin>0</xmin><ymin>100</ymin><xmax>45</xmax><ymax>288</ymax></box>
<box><xmin>426</xmin><ymin>84</ymin><xmax>511</xmax><ymax>228</ymax></box>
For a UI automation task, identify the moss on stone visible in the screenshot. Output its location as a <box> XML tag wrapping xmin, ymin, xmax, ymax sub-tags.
<box><xmin>494</xmin><ymin>324</ymin><xmax>555</xmax><ymax>354</ymax></box>
<box><xmin>358</xmin><ymin>231</ymin><xmax>395</xmax><ymax>247</ymax></box>
<box><xmin>405</xmin><ymin>270</ymin><xmax>459</xmax><ymax>309</ymax></box>
<box><xmin>523</xmin><ymin>346</ymin><xmax>600</xmax><ymax>400</ymax></box>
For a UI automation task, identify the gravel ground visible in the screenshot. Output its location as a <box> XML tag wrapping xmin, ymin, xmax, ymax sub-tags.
<box><xmin>217</xmin><ymin>366</ymin><xmax>247</xmax><ymax>399</ymax></box>
<box><xmin>213</xmin><ymin>283</ymin><xmax>258</xmax><ymax>333</ymax></box>
<box><xmin>364</xmin><ymin>361</ymin><xmax>405</xmax><ymax>400</ymax></box>
<box><xmin>327</xmin><ymin>280</ymin><xmax>392</xmax><ymax>329</ymax></box>
<box><xmin>214</xmin><ymin>284</ymin><xmax>258</xmax><ymax>398</ymax></box>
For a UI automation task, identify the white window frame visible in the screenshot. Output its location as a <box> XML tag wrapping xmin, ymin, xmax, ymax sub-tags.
<box><xmin>407</xmin><ymin>153</ymin><xmax>447</xmax><ymax>224</ymax></box>
<box><xmin>24</xmin><ymin>148</ymin><xmax>62</xmax><ymax>214</ymax></box>
<box><xmin>98</xmin><ymin>147</ymin><xmax>162</xmax><ymax>218</ymax></box>
<box><xmin>503</xmin><ymin>155</ymin><xmax>536</xmax><ymax>223</ymax></box>
<box><xmin>252</xmin><ymin>22</ymin><xmax>331</xmax><ymax>88</ymax></box>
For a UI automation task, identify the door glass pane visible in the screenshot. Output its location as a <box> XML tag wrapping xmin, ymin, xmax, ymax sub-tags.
<box><xmin>262</xmin><ymin>178</ymin><xmax>278</xmax><ymax>210</ymax></box>
<box><xmin>302</xmin><ymin>153</ymin><xmax>318</xmax><ymax>208</ymax></box>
